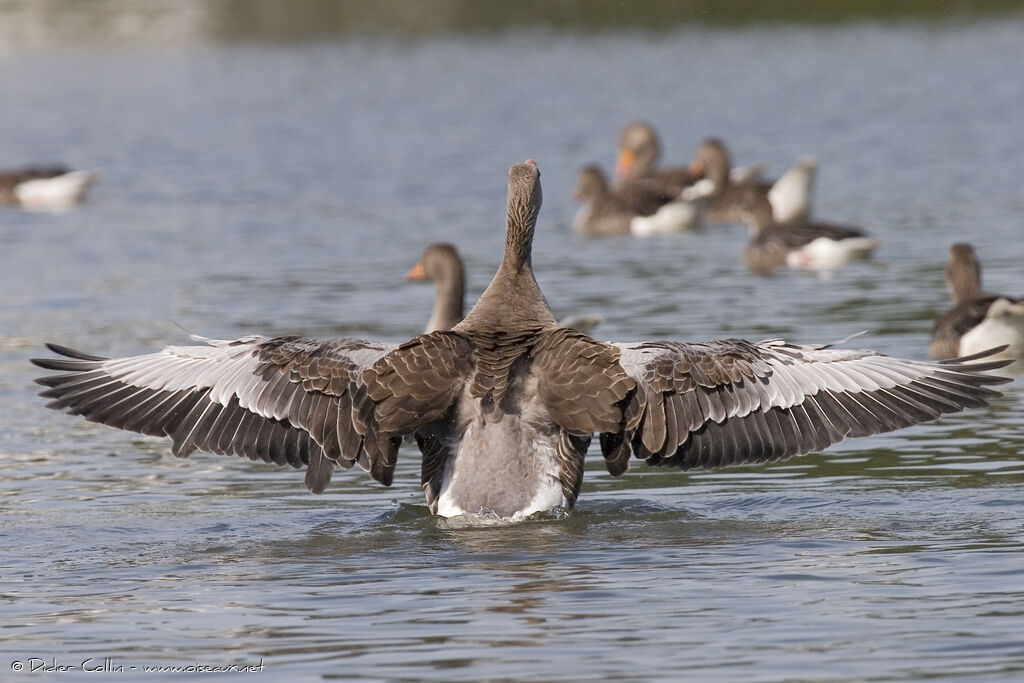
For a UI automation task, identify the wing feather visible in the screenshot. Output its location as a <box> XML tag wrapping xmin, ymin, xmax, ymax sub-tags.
<box><xmin>32</xmin><ymin>336</ymin><xmax>398</xmax><ymax>491</ymax></box>
<box><xmin>611</xmin><ymin>339</ymin><xmax>1009</xmax><ymax>473</ymax></box>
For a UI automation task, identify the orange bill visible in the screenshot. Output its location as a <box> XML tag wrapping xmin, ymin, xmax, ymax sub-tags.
<box><xmin>615</xmin><ymin>149</ymin><xmax>635</xmax><ymax>180</ymax></box>
<box><xmin>405</xmin><ymin>262</ymin><xmax>426</xmax><ymax>280</ymax></box>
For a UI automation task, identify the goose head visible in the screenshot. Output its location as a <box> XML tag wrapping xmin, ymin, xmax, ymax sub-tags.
<box><xmin>688</xmin><ymin>137</ymin><xmax>731</xmax><ymax>191</ymax></box>
<box><xmin>616</xmin><ymin>121</ymin><xmax>661</xmax><ymax>182</ymax></box>
<box><xmin>572</xmin><ymin>164</ymin><xmax>611</xmax><ymax>202</ymax></box>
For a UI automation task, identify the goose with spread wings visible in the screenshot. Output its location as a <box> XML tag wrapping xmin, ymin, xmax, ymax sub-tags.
<box><xmin>33</xmin><ymin>161</ymin><xmax>1010</xmax><ymax>519</ymax></box>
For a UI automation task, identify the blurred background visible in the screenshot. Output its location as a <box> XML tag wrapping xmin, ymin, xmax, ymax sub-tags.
<box><xmin>2</xmin><ymin>1</ymin><xmax>1023</xmax><ymax>680</ymax></box>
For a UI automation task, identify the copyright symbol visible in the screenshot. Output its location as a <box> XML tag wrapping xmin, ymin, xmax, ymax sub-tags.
<box><xmin>11</xmin><ymin>661</ymin><xmax>23</xmax><ymax>671</ymax></box>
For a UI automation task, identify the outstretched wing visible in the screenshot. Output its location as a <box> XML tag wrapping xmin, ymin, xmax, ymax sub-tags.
<box><xmin>32</xmin><ymin>335</ymin><xmax>400</xmax><ymax>493</ymax></box>
<box><xmin>606</xmin><ymin>338</ymin><xmax>1010</xmax><ymax>472</ymax></box>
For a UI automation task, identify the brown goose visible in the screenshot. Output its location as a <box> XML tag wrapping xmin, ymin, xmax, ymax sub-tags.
<box><xmin>689</xmin><ymin>138</ymin><xmax>777</xmax><ymax>224</ymax></box>
<box><xmin>615</xmin><ymin>122</ymin><xmax>699</xmax><ymax>196</ymax></box>
<box><xmin>930</xmin><ymin>243</ymin><xmax>1023</xmax><ymax>375</ymax></box>
<box><xmin>739</xmin><ymin>194</ymin><xmax>880</xmax><ymax>273</ymax></box>
<box><xmin>32</xmin><ymin>161</ymin><xmax>1010</xmax><ymax>520</ymax></box>
<box><xmin>572</xmin><ymin>164</ymin><xmax>713</xmax><ymax>236</ymax></box>
<box><xmin>406</xmin><ymin>241</ymin><xmax>603</xmax><ymax>335</ymax></box>
<box><xmin>405</xmin><ymin>243</ymin><xmax>466</xmax><ymax>333</ymax></box>
<box><xmin>0</xmin><ymin>165</ymin><xmax>99</xmax><ymax>210</ymax></box>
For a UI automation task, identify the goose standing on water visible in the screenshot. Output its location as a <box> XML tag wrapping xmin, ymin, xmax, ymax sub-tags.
<box><xmin>33</xmin><ymin>161</ymin><xmax>1010</xmax><ymax>520</ymax></box>
<box><xmin>406</xmin><ymin>242</ymin><xmax>602</xmax><ymax>334</ymax></box>
<box><xmin>572</xmin><ymin>164</ymin><xmax>713</xmax><ymax>236</ymax></box>
<box><xmin>0</xmin><ymin>166</ymin><xmax>99</xmax><ymax>211</ymax></box>
<box><xmin>930</xmin><ymin>243</ymin><xmax>1023</xmax><ymax>375</ymax></box>
<box><xmin>739</xmin><ymin>197</ymin><xmax>880</xmax><ymax>273</ymax></box>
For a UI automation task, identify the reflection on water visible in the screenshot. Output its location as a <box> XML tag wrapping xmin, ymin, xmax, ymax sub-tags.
<box><xmin>1</xmin><ymin>10</ymin><xmax>1023</xmax><ymax>682</ymax></box>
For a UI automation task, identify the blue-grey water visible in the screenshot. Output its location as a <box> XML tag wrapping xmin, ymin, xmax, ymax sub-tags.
<box><xmin>2</xmin><ymin>13</ymin><xmax>1024</xmax><ymax>682</ymax></box>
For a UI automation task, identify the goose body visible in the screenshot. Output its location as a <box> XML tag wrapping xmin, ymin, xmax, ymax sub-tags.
<box><xmin>572</xmin><ymin>165</ymin><xmax>711</xmax><ymax>236</ymax></box>
<box><xmin>740</xmin><ymin>183</ymin><xmax>879</xmax><ymax>273</ymax></box>
<box><xmin>930</xmin><ymin>243</ymin><xmax>1023</xmax><ymax>375</ymax></box>
<box><xmin>614</xmin><ymin>122</ymin><xmax>761</xmax><ymax>210</ymax></box>
<box><xmin>1</xmin><ymin>167</ymin><xmax>98</xmax><ymax>210</ymax></box>
<box><xmin>689</xmin><ymin>138</ymin><xmax>777</xmax><ymax>225</ymax></box>
<box><xmin>33</xmin><ymin>161</ymin><xmax>1010</xmax><ymax>520</ymax></box>
<box><xmin>615</xmin><ymin>121</ymin><xmax>698</xmax><ymax>196</ymax></box>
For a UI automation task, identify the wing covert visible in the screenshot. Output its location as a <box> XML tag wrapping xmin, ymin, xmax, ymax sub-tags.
<box><xmin>32</xmin><ymin>335</ymin><xmax>400</xmax><ymax>492</ymax></box>
<box><xmin>607</xmin><ymin>338</ymin><xmax>1010</xmax><ymax>472</ymax></box>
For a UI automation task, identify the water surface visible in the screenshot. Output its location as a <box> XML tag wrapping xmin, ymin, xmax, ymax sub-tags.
<box><xmin>2</xmin><ymin>17</ymin><xmax>1023</xmax><ymax>681</ymax></box>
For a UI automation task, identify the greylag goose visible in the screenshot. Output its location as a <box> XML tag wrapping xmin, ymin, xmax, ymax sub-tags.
<box><xmin>740</xmin><ymin>186</ymin><xmax>879</xmax><ymax>273</ymax></box>
<box><xmin>406</xmin><ymin>242</ymin><xmax>602</xmax><ymax>334</ymax></box>
<box><xmin>32</xmin><ymin>161</ymin><xmax>1010</xmax><ymax>520</ymax></box>
<box><xmin>615</xmin><ymin>121</ymin><xmax>699</xmax><ymax>196</ymax></box>
<box><xmin>688</xmin><ymin>138</ymin><xmax>778</xmax><ymax>225</ymax></box>
<box><xmin>930</xmin><ymin>243</ymin><xmax>1023</xmax><ymax>375</ymax></box>
<box><xmin>405</xmin><ymin>243</ymin><xmax>466</xmax><ymax>333</ymax></box>
<box><xmin>0</xmin><ymin>166</ymin><xmax>99</xmax><ymax>211</ymax></box>
<box><xmin>615</xmin><ymin>122</ymin><xmax>764</xmax><ymax>198</ymax></box>
<box><xmin>572</xmin><ymin>164</ymin><xmax>713</xmax><ymax>236</ymax></box>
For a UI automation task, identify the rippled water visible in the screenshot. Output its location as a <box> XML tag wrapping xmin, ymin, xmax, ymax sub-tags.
<box><xmin>2</xmin><ymin>18</ymin><xmax>1023</xmax><ymax>681</ymax></box>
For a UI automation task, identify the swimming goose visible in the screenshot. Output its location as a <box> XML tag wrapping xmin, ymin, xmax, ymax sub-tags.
<box><xmin>688</xmin><ymin>138</ymin><xmax>779</xmax><ymax>225</ymax></box>
<box><xmin>0</xmin><ymin>166</ymin><xmax>99</xmax><ymax>211</ymax></box>
<box><xmin>930</xmin><ymin>243</ymin><xmax>1023</xmax><ymax>375</ymax></box>
<box><xmin>615</xmin><ymin>122</ymin><xmax>699</xmax><ymax>196</ymax></box>
<box><xmin>32</xmin><ymin>161</ymin><xmax>1010</xmax><ymax>520</ymax></box>
<box><xmin>572</xmin><ymin>164</ymin><xmax>713</xmax><ymax>236</ymax></box>
<box><xmin>405</xmin><ymin>243</ymin><xmax>466</xmax><ymax>333</ymax></box>
<box><xmin>740</xmin><ymin>191</ymin><xmax>879</xmax><ymax>273</ymax></box>
<box><xmin>405</xmin><ymin>242</ymin><xmax>602</xmax><ymax>334</ymax></box>
<box><xmin>615</xmin><ymin>122</ymin><xmax>764</xmax><ymax>199</ymax></box>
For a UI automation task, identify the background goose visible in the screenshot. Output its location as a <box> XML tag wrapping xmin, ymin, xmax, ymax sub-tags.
<box><xmin>740</xmin><ymin>183</ymin><xmax>879</xmax><ymax>273</ymax></box>
<box><xmin>0</xmin><ymin>165</ymin><xmax>99</xmax><ymax>210</ymax></box>
<box><xmin>768</xmin><ymin>156</ymin><xmax>817</xmax><ymax>224</ymax></box>
<box><xmin>32</xmin><ymin>161</ymin><xmax>1009</xmax><ymax>521</ymax></box>
<box><xmin>572</xmin><ymin>164</ymin><xmax>712</xmax><ymax>236</ymax></box>
<box><xmin>930</xmin><ymin>243</ymin><xmax>1023</xmax><ymax>375</ymax></box>
<box><xmin>688</xmin><ymin>137</ymin><xmax>782</xmax><ymax>225</ymax></box>
<box><xmin>405</xmin><ymin>242</ymin><xmax>465</xmax><ymax>333</ymax></box>
<box><xmin>615</xmin><ymin>121</ymin><xmax>698</xmax><ymax>196</ymax></box>
<box><xmin>406</xmin><ymin>241</ymin><xmax>602</xmax><ymax>335</ymax></box>
<box><xmin>615</xmin><ymin>121</ymin><xmax>765</xmax><ymax>198</ymax></box>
